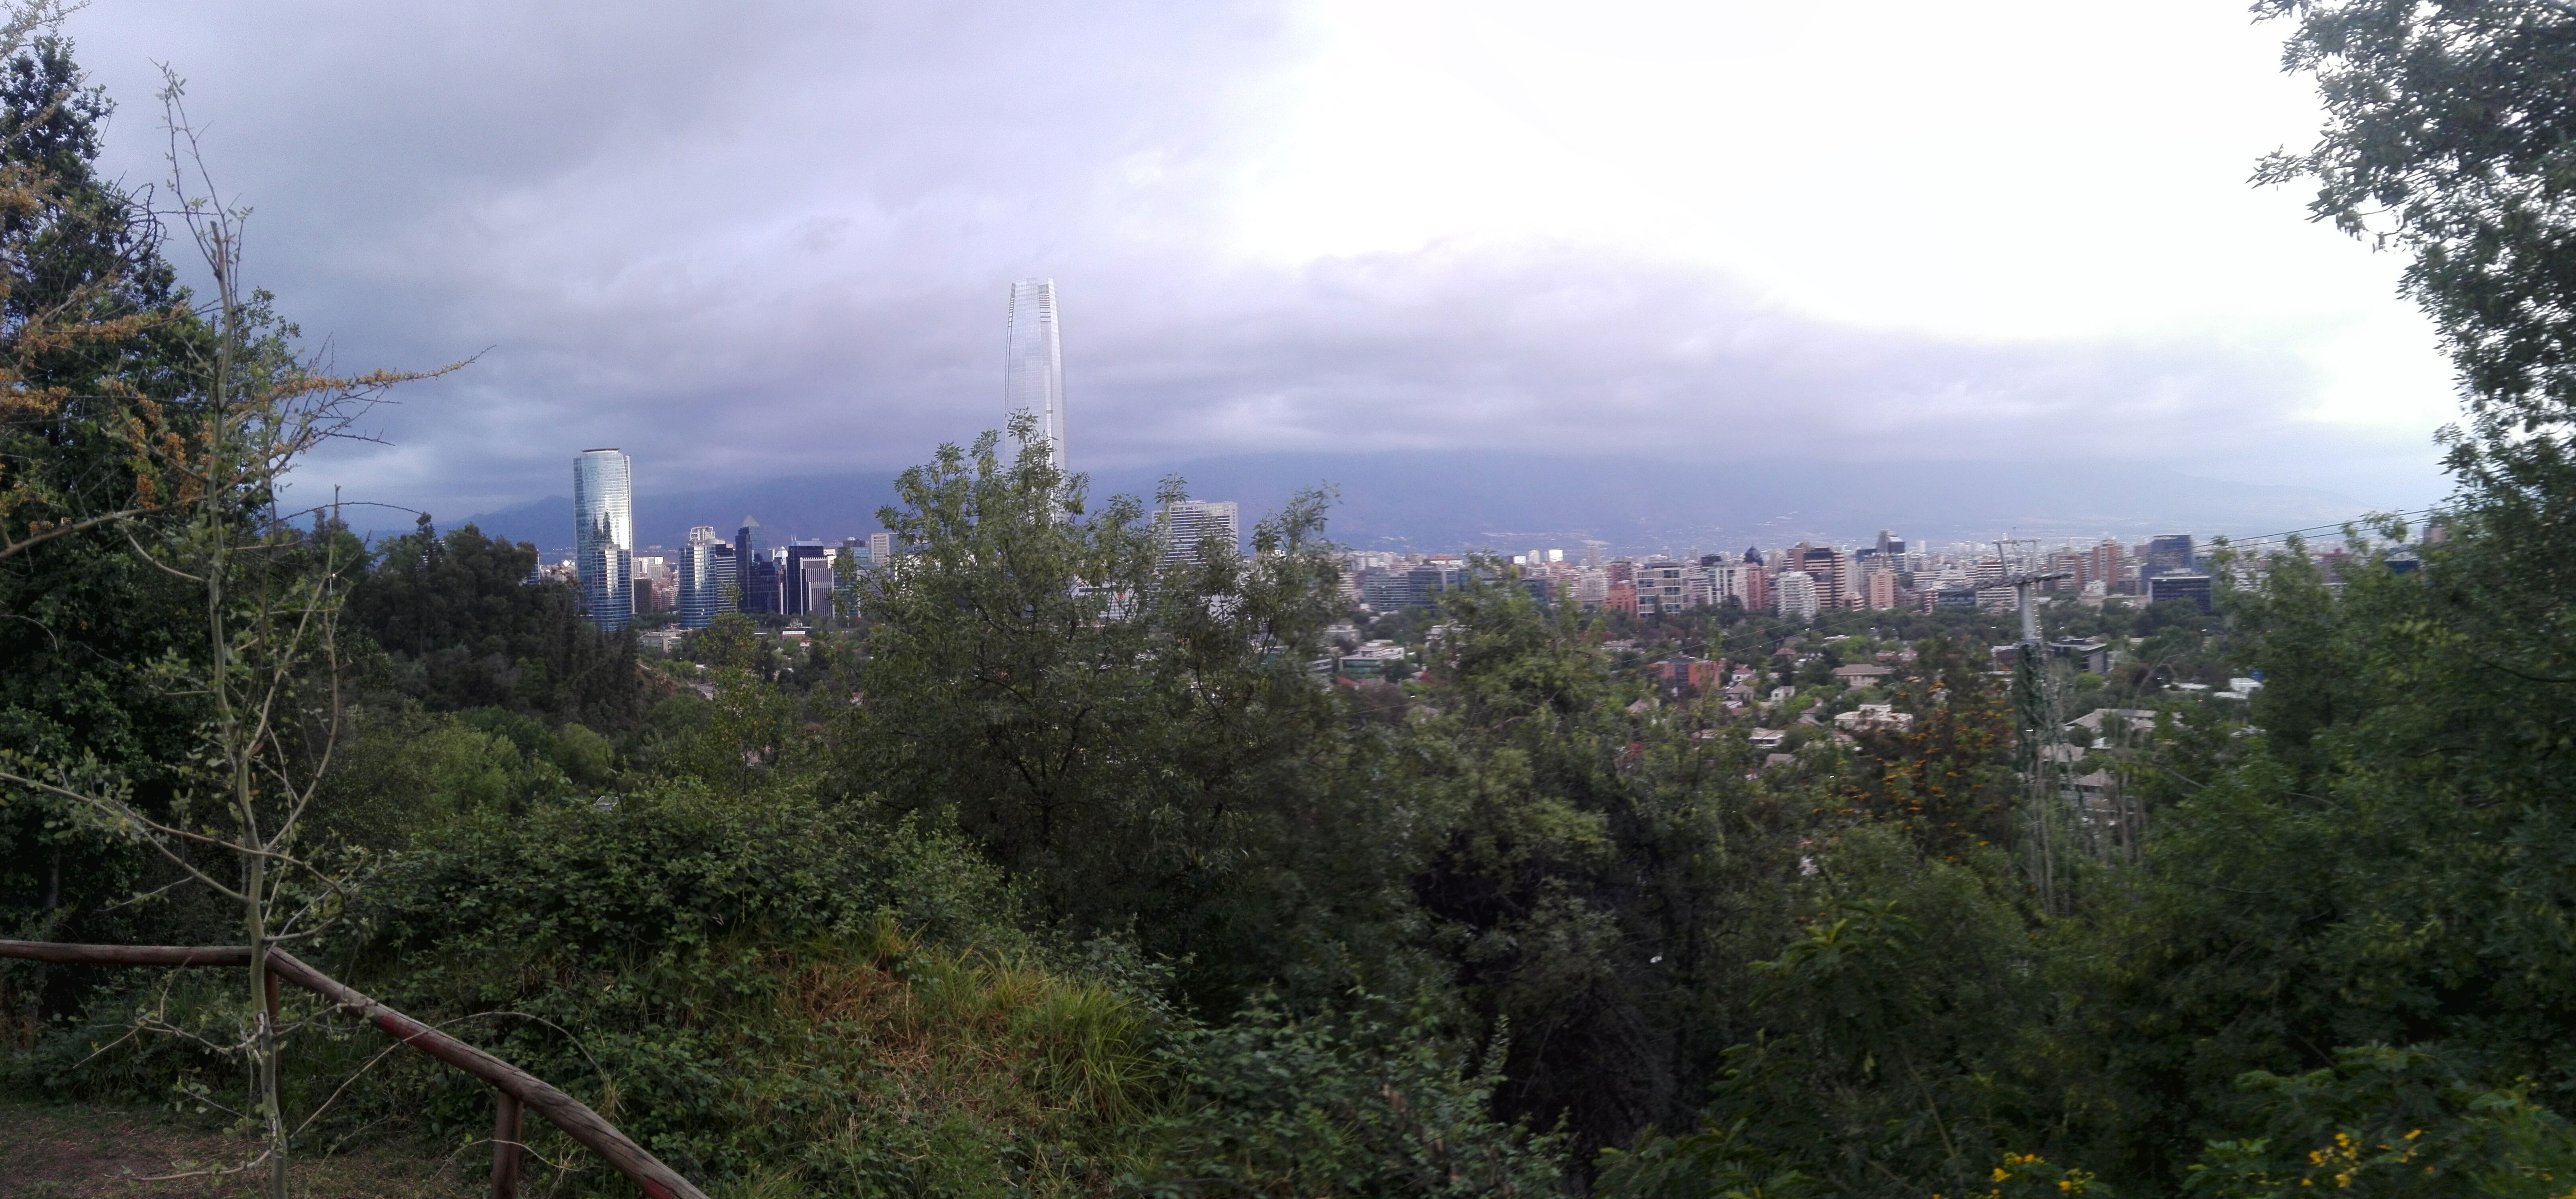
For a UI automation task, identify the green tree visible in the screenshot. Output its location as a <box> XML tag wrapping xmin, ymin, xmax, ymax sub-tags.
<box><xmin>2</xmin><ymin>72</ymin><xmax>439</xmax><ymax>1198</ymax></box>
<box><xmin>343</xmin><ymin>515</ymin><xmax>645</xmax><ymax>729</ymax></box>
<box><xmin>0</xmin><ymin>17</ymin><xmax>219</xmax><ymax>955</ymax></box>
<box><xmin>839</xmin><ymin>419</ymin><xmax>1365</xmax><ymax>1002</ymax></box>
<box><xmin>1397</xmin><ymin>569</ymin><xmax>1806</xmax><ymax>1165</ymax></box>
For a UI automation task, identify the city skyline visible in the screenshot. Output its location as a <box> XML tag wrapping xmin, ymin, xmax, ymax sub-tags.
<box><xmin>564</xmin><ymin>432</ymin><xmax>2340</xmax><ymax>637</ymax></box>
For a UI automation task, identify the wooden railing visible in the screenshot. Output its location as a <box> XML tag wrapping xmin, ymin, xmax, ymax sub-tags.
<box><xmin>0</xmin><ymin>940</ymin><xmax>709</xmax><ymax>1199</ymax></box>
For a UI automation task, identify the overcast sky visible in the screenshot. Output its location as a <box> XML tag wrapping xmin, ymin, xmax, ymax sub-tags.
<box><xmin>65</xmin><ymin>0</ymin><xmax>2458</xmax><ymax>521</ymax></box>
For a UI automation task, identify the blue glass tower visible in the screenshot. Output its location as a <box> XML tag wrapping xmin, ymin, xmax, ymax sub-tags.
<box><xmin>735</xmin><ymin>516</ymin><xmax>777</xmax><ymax>614</ymax></box>
<box><xmin>573</xmin><ymin>449</ymin><xmax>634</xmax><ymax>631</ymax></box>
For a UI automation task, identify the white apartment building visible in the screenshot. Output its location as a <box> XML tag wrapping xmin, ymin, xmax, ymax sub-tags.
<box><xmin>1775</xmin><ymin>569</ymin><xmax>1820</xmax><ymax>619</ymax></box>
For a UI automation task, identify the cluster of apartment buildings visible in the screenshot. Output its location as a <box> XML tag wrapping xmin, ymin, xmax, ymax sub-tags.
<box><xmin>1343</xmin><ymin>531</ymin><xmax>2218</xmax><ymax>619</ymax></box>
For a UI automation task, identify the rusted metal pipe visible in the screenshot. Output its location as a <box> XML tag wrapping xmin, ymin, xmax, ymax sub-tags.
<box><xmin>0</xmin><ymin>940</ymin><xmax>707</xmax><ymax>1199</ymax></box>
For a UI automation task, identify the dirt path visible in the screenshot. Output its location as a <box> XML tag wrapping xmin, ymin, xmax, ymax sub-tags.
<box><xmin>0</xmin><ymin>1100</ymin><xmax>476</xmax><ymax>1199</ymax></box>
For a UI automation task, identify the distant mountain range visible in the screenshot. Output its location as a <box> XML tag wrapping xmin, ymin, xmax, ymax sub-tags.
<box><xmin>448</xmin><ymin>452</ymin><xmax>2393</xmax><ymax>558</ymax></box>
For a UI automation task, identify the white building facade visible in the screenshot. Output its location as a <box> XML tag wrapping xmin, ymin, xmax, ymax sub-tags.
<box><xmin>1774</xmin><ymin>569</ymin><xmax>1820</xmax><ymax>620</ymax></box>
<box><xmin>1004</xmin><ymin>279</ymin><xmax>1067</xmax><ymax>474</ymax></box>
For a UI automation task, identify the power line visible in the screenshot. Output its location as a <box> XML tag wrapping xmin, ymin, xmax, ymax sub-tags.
<box><xmin>1981</xmin><ymin>507</ymin><xmax>2446</xmax><ymax>560</ymax></box>
<box><xmin>2215</xmin><ymin>506</ymin><xmax>2442</xmax><ymax>552</ymax></box>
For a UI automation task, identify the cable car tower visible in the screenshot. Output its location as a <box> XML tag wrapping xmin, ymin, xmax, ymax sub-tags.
<box><xmin>1997</xmin><ymin>539</ymin><xmax>2076</xmax><ymax>914</ymax></box>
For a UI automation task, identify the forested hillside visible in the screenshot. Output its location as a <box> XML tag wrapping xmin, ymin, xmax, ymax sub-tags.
<box><xmin>10</xmin><ymin>2</ymin><xmax>2576</xmax><ymax>1196</ymax></box>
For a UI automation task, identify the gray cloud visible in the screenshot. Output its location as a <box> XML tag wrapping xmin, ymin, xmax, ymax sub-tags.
<box><xmin>60</xmin><ymin>0</ymin><xmax>2450</xmax><ymax>521</ymax></box>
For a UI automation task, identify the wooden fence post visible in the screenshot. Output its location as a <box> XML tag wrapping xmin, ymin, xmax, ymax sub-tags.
<box><xmin>493</xmin><ymin>1091</ymin><xmax>523</xmax><ymax>1199</ymax></box>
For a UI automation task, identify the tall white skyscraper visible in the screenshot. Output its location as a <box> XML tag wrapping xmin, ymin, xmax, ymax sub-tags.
<box><xmin>1160</xmin><ymin>499</ymin><xmax>1240</xmax><ymax>568</ymax></box>
<box><xmin>573</xmin><ymin>448</ymin><xmax>634</xmax><ymax>630</ymax></box>
<box><xmin>1004</xmin><ymin>279</ymin><xmax>1066</xmax><ymax>473</ymax></box>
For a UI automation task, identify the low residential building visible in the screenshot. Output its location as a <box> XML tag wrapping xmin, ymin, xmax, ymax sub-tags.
<box><xmin>1830</xmin><ymin>663</ymin><xmax>1895</xmax><ymax>689</ymax></box>
<box><xmin>1833</xmin><ymin>703</ymin><xmax>1915</xmax><ymax>733</ymax></box>
<box><xmin>2070</xmin><ymin>707</ymin><xmax>2159</xmax><ymax>747</ymax></box>
<box><xmin>2218</xmin><ymin>676</ymin><xmax>2265</xmax><ymax>700</ymax></box>
<box><xmin>2048</xmin><ymin>637</ymin><xmax>2113</xmax><ymax>674</ymax></box>
<box><xmin>2068</xmin><ymin>769</ymin><xmax>2120</xmax><ymax>818</ymax></box>
<box><xmin>1339</xmin><ymin>641</ymin><xmax>1409</xmax><ymax>678</ymax></box>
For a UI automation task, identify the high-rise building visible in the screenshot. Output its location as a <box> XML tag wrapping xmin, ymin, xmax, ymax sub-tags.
<box><xmin>2086</xmin><ymin>538</ymin><xmax>2126</xmax><ymax>594</ymax></box>
<box><xmin>573</xmin><ymin>449</ymin><xmax>634</xmax><ymax>631</ymax></box>
<box><xmin>869</xmin><ymin>531</ymin><xmax>894</xmax><ymax>566</ymax></box>
<box><xmin>735</xmin><ymin>517</ymin><xmax>778</xmax><ymax>613</ymax></box>
<box><xmin>632</xmin><ymin>555</ymin><xmax>675</xmax><ymax>611</ymax></box>
<box><xmin>1404</xmin><ymin>562</ymin><xmax>1461</xmax><ymax>606</ymax></box>
<box><xmin>1867</xmin><ymin>570</ymin><xmax>1900</xmax><ymax>611</ymax></box>
<box><xmin>1569</xmin><ymin>568</ymin><xmax>1608</xmax><ymax>607</ymax></box>
<box><xmin>799</xmin><ymin>556</ymin><xmax>837</xmax><ymax>620</ymax></box>
<box><xmin>781</xmin><ymin>540</ymin><xmax>831</xmax><ymax>615</ymax></box>
<box><xmin>1636</xmin><ymin>560</ymin><xmax>1689</xmax><ymax>614</ymax></box>
<box><xmin>1702</xmin><ymin>560</ymin><xmax>1748</xmax><ymax>607</ymax></box>
<box><xmin>1775</xmin><ymin>569</ymin><xmax>1820</xmax><ymax>620</ymax></box>
<box><xmin>2146</xmin><ymin>534</ymin><xmax>2196</xmax><ymax>572</ymax></box>
<box><xmin>1160</xmin><ymin>500</ymin><xmax>1240</xmax><ymax>568</ymax></box>
<box><xmin>2147</xmin><ymin>572</ymin><xmax>2213</xmax><ymax>612</ymax></box>
<box><xmin>1005</xmin><ymin>279</ymin><xmax>1067</xmax><ymax>474</ymax></box>
<box><xmin>679</xmin><ymin>525</ymin><xmax>726</xmax><ymax>629</ymax></box>
<box><xmin>1795</xmin><ymin>543</ymin><xmax>1849</xmax><ymax>610</ymax></box>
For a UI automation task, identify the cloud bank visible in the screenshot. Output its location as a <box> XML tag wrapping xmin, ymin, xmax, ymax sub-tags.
<box><xmin>60</xmin><ymin>0</ymin><xmax>2457</xmax><ymax>523</ymax></box>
